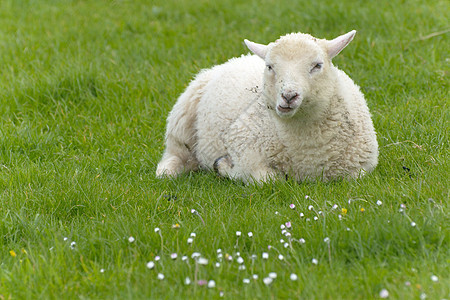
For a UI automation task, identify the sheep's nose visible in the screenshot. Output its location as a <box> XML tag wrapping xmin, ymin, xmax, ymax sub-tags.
<box><xmin>282</xmin><ymin>92</ymin><xmax>299</xmax><ymax>103</ymax></box>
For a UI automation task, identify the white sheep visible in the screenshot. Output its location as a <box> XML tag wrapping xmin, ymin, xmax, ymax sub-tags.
<box><xmin>156</xmin><ymin>30</ymin><xmax>378</xmax><ymax>183</ymax></box>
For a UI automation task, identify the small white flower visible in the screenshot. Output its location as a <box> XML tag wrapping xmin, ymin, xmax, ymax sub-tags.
<box><xmin>187</xmin><ymin>237</ymin><xmax>194</xmax><ymax>244</ymax></box>
<box><xmin>268</xmin><ymin>272</ymin><xmax>277</xmax><ymax>279</ymax></box>
<box><xmin>215</xmin><ymin>262</ymin><xmax>220</xmax><ymax>268</ymax></box>
<box><xmin>248</xmin><ymin>232</ymin><xmax>253</xmax><ymax>237</ymax></box>
<box><xmin>290</xmin><ymin>273</ymin><xmax>298</xmax><ymax>281</ymax></box>
<box><xmin>338</xmin><ymin>214</ymin><xmax>343</xmax><ymax>220</ymax></box>
<box><xmin>207</xmin><ymin>280</ymin><xmax>216</xmax><ymax>288</ymax></box>
<box><xmin>411</xmin><ymin>222</ymin><xmax>416</xmax><ymax>227</ymax></box>
<box><xmin>324</xmin><ymin>237</ymin><xmax>330</xmax><ymax>243</ymax></box>
<box><xmin>155</xmin><ymin>256</ymin><xmax>160</xmax><ymax>261</ymax></box>
<box><xmin>100</xmin><ymin>269</ymin><xmax>105</xmax><ymax>273</ymax></box>
<box><xmin>275</xmin><ymin>211</ymin><xmax>279</xmax><ymax>215</ymax></box>
<box><xmin>236</xmin><ymin>252</ymin><xmax>240</xmax><ymax>256</ymax></box>
<box><xmin>312</xmin><ymin>258</ymin><xmax>318</xmax><ymax>265</ymax></box>
<box><xmin>63</xmin><ymin>237</ymin><xmax>68</xmax><ymax>241</ymax></box>
<box><xmin>280</xmin><ymin>239</ymin><xmax>285</xmax><ymax>243</ymax></box>
<box><xmin>226</xmin><ymin>255</ymin><xmax>233</xmax><ymax>261</ymax></box>
<box><xmin>281</xmin><ymin>229</ymin><xmax>287</xmax><ymax>235</ymax></box>
<box><xmin>262</xmin><ymin>252</ymin><xmax>269</xmax><ymax>259</ymax></box>
<box><xmin>332</xmin><ymin>204</ymin><xmax>339</xmax><ymax>210</ymax></box>
<box><xmin>236</xmin><ymin>231</ymin><xmax>242</xmax><ymax>237</ymax></box>
<box><xmin>299</xmin><ymin>238</ymin><xmax>306</xmax><ymax>244</ymax></box>
<box><xmin>191</xmin><ymin>252</ymin><xmax>200</xmax><ymax>259</ymax></box>
<box><xmin>348</xmin><ymin>199</ymin><xmax>352</xmax><ymax>204</ymax></box>
<box><xmin>217</xmin><ymin>253</ymin><xmax>223</xmax><ymax>259</ymax></box>
<box><xmin>308</xmin><ymin>205</ymin><xmax>314</xmax><ymax>211</ymax></box>
<box><xmin>285</xmin><ymin>222</ymin><xmax>292</xmax><ymax>228</ymax></box>
<box><xmin>219</xmin><ymin>291</ymin><xmax>224</xmax><ymax>297</ymax></box>
<box><xmin>289</xmin><ymin>204</ymin><xmax>296</xmax><ymax>209</ymax></box>
<box><xmin>190</xmin><ymin>209</ymin><xmax>197</xmax><ymax>214</ymax></box>
<box><xmin>157</xmin><ymin>273</ymin><xmax>164</xmax><ymax>280</ymax></box>
<box><xmin>171</xmin><ymin>253</ymin><xmax>177</xmax><ymax>260</ymax></box>
<box><xmin>314</xmin><ymin>216</ymin><xmax>319</xmax><ymax>221</ymax></box>
<box><xmin>283</xmin><ymin>243</ymin><xmax>289</xmax><ymax>248</ymax></box>
<box><xmin>243</xmin><ymin>278</ymin><xmax>250</xmax><ymax>284</ymax></box>
<box><xmin>305</xmin><ymin>195</ymin><xmax>309</xmax><ymax>199</ymax></box>
<box><xmin>278</xmin><ymin>254</ymin><xmax>284</xmax><ymax>260</ymax></box>
<box><xmin>431</xmin><ymin>275</ymin><xmax>438</xmax><ymax>282</ymax></box>
<box><xmin>318</xmin><ymin>211</ymin><xmax>323</xmax><ymax>215</ymax></box>
<box><xmin>379</xmin><ymin>289</ymin><xmax>389</xmax><ymax>298</ymax></box>
<box><xmin>182</xmin><ymin>256</ymin><xmax>188</xmax><ymax>261</ymax></box>
<box><xmin>400</xmin><ymin>203</ymin><xmax>406</xmax><ymax>208</ymax></box>
<box><xmin>128</xmin><ymin>236</ymin><xmax>135</xmax><ymax>243</ymax></box>
<box><xmin>70</xmin><ymin>241</ymin><xmax>76</xmax><ymax>249</ymax></box>
<box><xmin>251</xmin><ymin>254</ymin><xmax>257</xmax><ymax>260</ymax></box>
<box><xmin>420</xmin><ymin>293</ymin><xmax>427</xmax><ymax>300</ymax></box>
<box><xmin>280</xmin><ymin>224</ymin><xmax>286</xmax><ymax>230</ymax></box>
<box><xmin>237</xmin><ymin>257</ymin><xmax>244</xmax><ymax>264</ymax></box>
<box><xmin>299</xmin><ymin>212</ymin><xmax>304</xmax><ymax>217</ymax></box>
<box><xmin>252</xmin><ymin>274</ymin><xmax>258</xmax><ymax>280</ymax></box>
<box><xmin>239</xmin><ymin>265</ymin><xmax>246</xmax><ymax>270</ymax></box>
<box><xmin>146</xmin><ymin>261</ymin><xmax>155</xmax><ymax>269</ymax></box>
<box><xmin>285</xmin><ymin>232</ymin><xmax>291</xmax><ymax>237</ymax></box>
<box><xmin>217</xmin><ymin>248</ymin><xmax>222</xmax><ymax>253</ymax></box>
<box><xmin>154</xmin><ymin>227</ymin><xmax>160</xmax><ymax>233</ymax></box>
<box><xmin>346</xmin><ymin>227</ymin><xmax>351</xmax><ymax>231</ymax></box>
<box><xmin>263</xmin><ymin>277</ymin><xmax>273</xmax><ymax>285</ymax></box>
<box><xmin>198</xmin><ymin>258</ymin><xmax>208</xmax><ymax>265</ymax></box>
<box><xmin>190</xmin><ymin>232</ymin><xmax>196</xmax><ymax>237</ymax></box>
<box><xmin>399</xmin><ymin>208</ymin><xmax>404</xmax><ymax>213</ymax></box>
<box><xmin>376</xmin><ymin>200</ymin><xmax>383</xmax><ymax>206</ymax></box>
<box><xmin>306</xmin><ymin>218</ymin><xmax>310</xmax><ymax>222</ymax></box>
<box><xmin>185</xmin><ymin>277</ymin><xmax>191</xmax><ymax>285</ymax></box>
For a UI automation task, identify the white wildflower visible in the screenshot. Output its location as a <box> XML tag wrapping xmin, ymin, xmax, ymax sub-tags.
<box><xmin>207</xmin><ymin>280</ymin><xmax>216</xmax><ymax>288</ymax></box>
<box><xmin>146</xmin><ymin>261</ymin><xmax>155</xmax><ymax>269</ymax></box>
<box><xmin>379</xmin><ymin>289</ymin><xmax>389</xmax><ymax>298</ymax></box>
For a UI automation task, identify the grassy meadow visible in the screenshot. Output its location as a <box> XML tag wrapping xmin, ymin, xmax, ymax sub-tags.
<box><xmin>0</xmin><ymin>0</ymin><xmax>448</xmax><ymax>298</ymax></box>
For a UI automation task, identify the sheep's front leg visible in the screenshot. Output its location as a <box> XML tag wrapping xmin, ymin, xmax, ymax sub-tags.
<box><xmin>213</xmin><ymin>155</ymin><xmax>277</xmax><ymax>184</ymax></box>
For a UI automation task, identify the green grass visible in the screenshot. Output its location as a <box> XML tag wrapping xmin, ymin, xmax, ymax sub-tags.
<box><xmin>0</xmin><ymin>0</ymin><xmax>448</xmax><ymax>298</ymax></box>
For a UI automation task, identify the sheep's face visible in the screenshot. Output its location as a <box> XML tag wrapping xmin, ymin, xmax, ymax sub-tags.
<box><xmin>245</xmin><ymin>31</ymin><xmax>356</xmax><ymax>119</ymax></box>
<box><xmin>263</xmin><ymin>39</ymin><xmax>327</xmax><ymax>118</ymax></box>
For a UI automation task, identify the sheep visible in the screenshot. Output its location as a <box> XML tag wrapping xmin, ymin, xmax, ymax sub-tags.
<box><xmin>156</xmin><ymin>30</ymin><xmax>378</xmax><ymax>183</ymax></box>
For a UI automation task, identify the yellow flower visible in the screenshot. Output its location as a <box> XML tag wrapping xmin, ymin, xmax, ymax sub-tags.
<box><xmin>360</xmin><ymin>208</ymin><xmax>365</xmax><ymax>212</ymax></box>
<box><xmin>341</xmin><ymin>208</ymin><xmax>348</xmax><ymax>215</ymax></box>
<box><xmin>21</xmin><ymin>248</ymin><xmax>27</xmax><ymax>254</ymax></box>
<box><xmin>172</xmin><ymin>223</ymin><xmax>180</xmax><ymax>229</ymax></box>
<box><xmin>9</xmin><ymin>250</ymin><xmax>17</xmax><ymax>257</ymax></box>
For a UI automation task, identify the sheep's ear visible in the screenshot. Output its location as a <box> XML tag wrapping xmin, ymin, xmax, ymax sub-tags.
<box><xmin>244</xmin><ymin>39</ymin><xmax>268</xmax><ymax>59</ymax></box>
<box><xmin>326</xmin><ymin>30</ymin><xmax>356</xmax><ymax>59</ymax></box>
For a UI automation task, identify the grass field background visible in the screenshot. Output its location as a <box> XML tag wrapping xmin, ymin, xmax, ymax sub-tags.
<box><xmin>0</xmin><ymin>0</ymin><xmax>448</xmax><ymax>298</ymax></box>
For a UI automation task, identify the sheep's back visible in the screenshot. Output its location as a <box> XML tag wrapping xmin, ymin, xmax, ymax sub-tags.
<box><xmin>194</xmin><ymin>54</ymin><xmax>266</xmax><ymax>168</ymax></box>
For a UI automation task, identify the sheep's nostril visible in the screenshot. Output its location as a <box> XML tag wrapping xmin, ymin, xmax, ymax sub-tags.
<box><xmin>282</xmin><ymin>92</ymin><xmax>299</xmax><ymax>104</ymax></box>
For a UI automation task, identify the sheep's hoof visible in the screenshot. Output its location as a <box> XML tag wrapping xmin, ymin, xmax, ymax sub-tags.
<box><xmin>213</xmin><ymin>155</ymin><xmax>234</xmax><ymax>176</ymax></box>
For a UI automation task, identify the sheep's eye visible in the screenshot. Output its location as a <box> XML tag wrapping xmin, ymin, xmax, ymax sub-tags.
<box><xmin>266</xmin><ymin>65</ymin><xmax>273</xmax><ymax>72</ymax></box>
<box><xmin>311</xmin><ymin>63</ymin><xmax>323</xmax><ymax>73</ymax></box>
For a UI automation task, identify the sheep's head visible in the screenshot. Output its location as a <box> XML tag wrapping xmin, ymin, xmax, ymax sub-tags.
<box><xmin>245</xmin><ymin>30</ymin><xmax>356</xmax><ymax>119</ymax></box>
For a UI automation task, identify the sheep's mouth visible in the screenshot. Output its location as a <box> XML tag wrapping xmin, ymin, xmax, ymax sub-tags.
<box><xmin>277</xmin><ymin>105</ymin><xmax>294</xmax><ymax>113</ymax></box>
